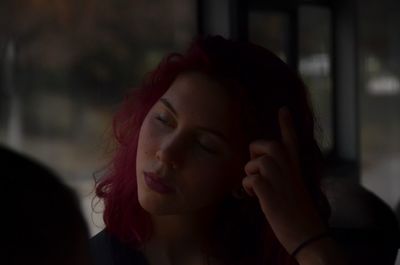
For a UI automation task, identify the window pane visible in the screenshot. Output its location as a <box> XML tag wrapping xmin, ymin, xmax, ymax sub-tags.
<box><xmin>359</xmin><ymin>0</ymin><xmax>400</xmax><ymax>210</ymax></box>
<box><xmin>299</xmin><ymin>6</ymin><xmax>333</xmax><ymax>152</ymax></box>
<box><xmin>249</xmin><ymin>10</ymin><xmax>290</xmax><ymax>62</ymax></box>
<box><xmin>0</xmin><ymin>0</ymin><xmax>197</xmax><ymax>235</ymax></box>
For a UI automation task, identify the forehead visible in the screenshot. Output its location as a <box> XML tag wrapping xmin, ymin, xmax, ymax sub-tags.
<box><xmin>159</xmin><ymin>71</ymin><xmax>244</xmax><ymax>140</ymax></box>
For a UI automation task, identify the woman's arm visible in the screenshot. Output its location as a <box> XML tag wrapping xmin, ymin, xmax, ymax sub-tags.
<box><xmin>294</xmin><ymin>237</ymin><xmax>348</xmax><ymax>265</ymax></box>
<box><xmin>242</xmin><ymin>107</ymin><xmax>349</xmax><ymax>265</ymax></box>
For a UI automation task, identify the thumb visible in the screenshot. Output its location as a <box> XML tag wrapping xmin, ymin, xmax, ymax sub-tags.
<box><xmin>242</xmin><ymin>174</ymin><xmax>261</xmax><ymax>197</ymax></box>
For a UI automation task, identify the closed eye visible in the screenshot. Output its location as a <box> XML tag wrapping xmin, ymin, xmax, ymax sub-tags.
<box><xmin>154</xmin><ymin>113</ymin><xmax>219</xmax><ymax>155</ymax></box>
<box><xmin>197</xmin><ymin>135</ymin><xmax>220</xmax><ymax>154</ymax></box>
<box><xmin>155</xmin><ymin>114</ymin><xmax>173</xmax><ymax>127</ymax></box>
<box><xmin>197</xmin><ymin>141</ymin><xmax>218</xmax><ymax>154</ymax></box>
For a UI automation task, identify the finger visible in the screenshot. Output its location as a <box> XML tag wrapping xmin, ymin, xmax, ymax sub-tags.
<box><xmin>242</xmin><ymin>174</ymin><xmax>272</xmax><ymax>198</ymax></box>
<box><xmin>244</xmin><ymin>155</ymin><xmax>284</xmax><ymax>182</ymax></box>
<box><xmin>242</xmin><ymin>174</ymin><xmax>258</xmax><ymax>197</ymax></box>
<box><xmin>249</xmin><ymin>139</ymin><xmax>269</xmax><ymax>159</ymax></box>
<box><xmin>279</xmin><ymin>107</ymin><xmax>299</xmax><ymax>164</ymax></box>
<box><xmin>248</xmin><ymin>140</ymin><xmax>289</xmax><ymax>170</ymax></box>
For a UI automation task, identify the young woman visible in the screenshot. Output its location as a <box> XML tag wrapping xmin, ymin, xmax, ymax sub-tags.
<box><xmin>91</xmin><ymin>35</ymin><xmax>347</xmax><ymax>265</ymax></box>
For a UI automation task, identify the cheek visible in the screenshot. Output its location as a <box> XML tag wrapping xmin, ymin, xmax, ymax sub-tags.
<box><xmin>183</xmin><ymin>160</ymin><xmax>238</xmax><ymax>199</ymax></box>
<box><xmin>137</xmin><ymin>118</ymin><xmax>158</xmax><ymax>155</ymax></box>
<box><xmin>136</xmin><ymin>119</ymin><xmax>156</xmax><ymax>173</ymax></box>
<box><xmin>194</xmin><ymin>159</ymin><xmax>245</xmax><ymax>201</ymax></box>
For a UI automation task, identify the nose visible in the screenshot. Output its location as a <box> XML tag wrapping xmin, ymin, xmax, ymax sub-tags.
<box><xmin>155</xmin><ymin>134</ymin><xmax>185</xmax><ymax>169</ymax></box>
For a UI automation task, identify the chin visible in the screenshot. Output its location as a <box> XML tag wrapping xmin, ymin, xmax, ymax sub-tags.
<box><xmin>137</xmin><ymin>190</ymin><xmax>180</xmax><ymax>215</ymax></box>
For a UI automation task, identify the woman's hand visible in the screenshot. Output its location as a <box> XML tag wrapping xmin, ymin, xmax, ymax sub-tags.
<box><xmin>242</xmin><ymin>107</ymin><xmax>327</xmax><ymax>255</ymax></box>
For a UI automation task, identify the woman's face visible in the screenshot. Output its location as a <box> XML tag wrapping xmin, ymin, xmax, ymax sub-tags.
<box><xmin>136</xmin><ymin>71</ymin><xmax>247</xmax><ymax>215</ymax></box>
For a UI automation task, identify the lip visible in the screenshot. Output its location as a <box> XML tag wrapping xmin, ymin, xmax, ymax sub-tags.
<box><xmin>143</xmin><ymin>171</ymin><xmax>175</xmax><ymax>194</ymax></box>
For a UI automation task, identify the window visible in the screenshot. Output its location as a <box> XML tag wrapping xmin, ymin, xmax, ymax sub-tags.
<box><xmin>299</xmin><ymin>6</ymin><xmax>333</xmax><ymax>152</ymax></box>
<box><xmin>249</xmin><ymin>10</ymin><xmax>290</xmax><ymax>62</ymax></box>
<box><xmin>0</xmin><ymin>0</ymin><xmax>197</xmax><ymax>235</ymax></box>
<box><xmin>248</xmin><ymin>4</ymin><xmax>333</xmax><ymax>152</ymax></box>
<box><xmin>359</xmin><ymin>0</ymin><xmax>400</xmax><ymax>210</ymax></box>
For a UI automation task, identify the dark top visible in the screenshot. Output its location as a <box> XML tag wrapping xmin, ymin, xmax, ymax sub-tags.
<box><xmin>91</xmin><ymin>227</ymin><xmax>400</xmax><ymax>265</ymax></box>
<box><xmin>90</xmin><ymin>230</ymin><xmax>149</xmax><ymax>265</ymax></box>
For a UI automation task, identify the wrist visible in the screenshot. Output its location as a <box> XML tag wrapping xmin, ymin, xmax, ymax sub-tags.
<box><xmin>294</xmin><ymin>236</ymin><xmax>349</xmax><ymax>265</ymax></box>
<box><xmin>291</xmin><ymin>232</ymin><xmax>330</xmax><ymax>258</ymax></box>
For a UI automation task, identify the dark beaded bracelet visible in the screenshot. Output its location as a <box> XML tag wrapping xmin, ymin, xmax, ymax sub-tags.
<box><xmin>291</xmin><ymin>232</ymin><xmax>330</xmax><ymax>258</ymax></box>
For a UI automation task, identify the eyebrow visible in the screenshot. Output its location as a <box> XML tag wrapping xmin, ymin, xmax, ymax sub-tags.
<box><xmin>160</xmin><ymin>98</ymin><xmax>178</xmax><ymax>117</ymax></box>
<box><xmin>159</xmin><ymin>97</ymin><xmax>229</xmax><ymax>144</ymax></box>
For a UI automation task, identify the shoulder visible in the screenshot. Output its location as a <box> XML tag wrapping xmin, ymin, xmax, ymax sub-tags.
<box><xmin>90</xmin><ymin>230</ymin><xmax>148</xmax><ymax>265</ymax></box>
<box><xmin>90</xmin><ymin>230</ymin><xmax>114</xmax><ymax>265</ymax></box>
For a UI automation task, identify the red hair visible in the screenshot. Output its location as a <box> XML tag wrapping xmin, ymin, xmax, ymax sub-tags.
<box><xmin>95</xmin><ymin>35</ymin><xmax>330</xmax><ymax>265</ymax></box>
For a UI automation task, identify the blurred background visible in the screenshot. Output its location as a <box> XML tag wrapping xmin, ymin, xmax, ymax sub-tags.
<box><xmin>1</xmin><ymin>0</ymin><xmax>400</xmax><ymax>262</ymax></box>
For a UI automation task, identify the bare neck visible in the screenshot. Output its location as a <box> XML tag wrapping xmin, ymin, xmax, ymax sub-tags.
<box><xmin>141</xmin><ymin>210</ymin><xmax>217</xmax><ymax>265</ymax></box>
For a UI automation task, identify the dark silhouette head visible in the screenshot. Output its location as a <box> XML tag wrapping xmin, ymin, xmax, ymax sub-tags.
<box><xmin>324</xmin><ymin>177</ymin><xmax>400</xmax><ymax>265</ymax></box>
<box><xmin>3</xmin><ymin>146</ymin><xmax>92</xmax><ymax>265</ymax></box>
